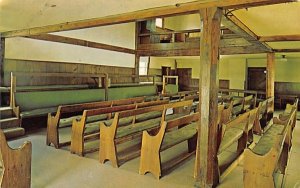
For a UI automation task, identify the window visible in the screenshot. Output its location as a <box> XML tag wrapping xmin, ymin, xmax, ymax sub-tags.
<box><xmin>155</xmin><ymin>18</ymin><xmax>163</xmax><ymax>28</ymax></box>
<box><xmin>139</xmin><ymin>57</ymin><xmax>149</xmax><ymax>75</ymax></box>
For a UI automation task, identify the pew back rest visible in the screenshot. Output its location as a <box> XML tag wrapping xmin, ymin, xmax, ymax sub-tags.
<box><xmin>258</xmin><ymin>100</ymin><xmax>267</xmax><ymax>115</ymax></box>
<box><xmin>248</xmin><ymin>108</ymin><xmax>259</xmax><ymax>131</ymax></box>
<box><xmin>221</xmin><ymin>111</ymin><xmax>250</xmax><ymax>138</ymax></box>
<box><xmin>82</xmin><ymin>100</ymin><xmax>169</xmax><ymax>121</ymax></box>
<box><xmin>118</xmin><ymin>100</ymin><xmax>193</xmax><ymax>119</ymax></box>
<box><xmin>220</xmin><ymin>101</ymin><xmax>233</xmax><ymax>125</ymax></box>
<box><xmin>284</xmin><ymin>98</ymin><xmax>298</xmax><ymax>114</ymax></box>
<box><xmin>16</xmin><ymin>88</ymin><xmax>106</xmax><ymax>111</ymax></box>
<box><xmin>62</xmin><ymin>96</ymin><xmax>144</xmax><ymax>114</ymax></box>
<box><xmin>232</xmin><ymin>97</ymin><xmax>244</xmax><ymax>106</ymax></box>
<box><xmin>112</xmin><ymin>97</ymin><xmax>145</xmax><ymax>106</ymax></box>
<box><xmin>59</xmin><ymin>100</ymin><xmax>112</xmax><ymax>115</ymax></box>
<box><xmin>107</xmin><ymin>85</ymin><xmax>157</xmax><ymax>100</ymax></box>
<box><xmin>243</xmin><ymin>95</ymin><xmax>255</xmax><ymax>110</ymax></box>
<box><xmin>165</xmin><ymin>112</ymin><xmax>199</xmax><ymax>131</ymax></box>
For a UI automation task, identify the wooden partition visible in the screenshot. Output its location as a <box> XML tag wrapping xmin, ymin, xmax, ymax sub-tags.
<box><xmin>3</xmin><ymin>59</ymin><xmax>135</xmax><ymax>86</ymax></box>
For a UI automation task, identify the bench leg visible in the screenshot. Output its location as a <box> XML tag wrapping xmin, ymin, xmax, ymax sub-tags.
<box><xmin>237</xmin><ymin>132</ymin><xmax>247</xmax><ymax>155</ymax></box>
<box><xmin>70</xmin><ymin>119</ymin><xmax>85</xmax><ymax>156</ymax></box>
<box><xmin>99</xmin><ymin>122</ymin><xmax>118</xmax><ymax>168</ymax></box>
<box><xmin>278</xmin><ymin>143</ymin><xmax>289</xmax><ymax>174</ymax></box>
<box><xmin>253</xmin><ymin>117</ymin><xmax>263</xmax><ymax>135</ymax></box>
<box><xmin>188</xmin><ymin>134</ymin><xmax>197</xmax><ymax>153</ymax></box>
<box><xmin>139</xmin><ymin>122</ymin><xmax>166</xmax><ymax>179</ymax></box>
<box><xmin>47</xmin><ymin>113</ymin><xmax>59</xmax><ymax>149</ymax></box>
<box><xmin>247</xmin><ymin>130</ymin><xmax>254</xmax><ymax>145</ymax></box>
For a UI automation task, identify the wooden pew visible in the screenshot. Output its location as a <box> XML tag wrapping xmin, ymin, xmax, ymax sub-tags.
<box><xmin>243</xmin><ymin>107</ymin><xmax>296</xmax><ymax>188</ymax></box>
<box><xmin>279</xmin><ymin>98</ymin><xmax>298</xmax><ymax>130</ymax></box>
<box><xmin>232</xmin><ymin>95</ymin><xmax>255</xmax><ymax>116</ymax></box>
<box><xmin>139</xmin><ymin>113</ymin><xmax>199</xmax><ymax>179</ymax></box>
<box><xmin>243</xmin><ymin>95</ymin><xmax>256</xmax><ymax>112</ymax></box>
<box><xmin>70</xmin><ymin>99</ymin><xmax>169</xmax><ymax>156</ymax></box>
<box><xmin>0</xmin><ymin>129</ymin><xmax>31</xmax><ymax>188</ymax></box>
<box><xmin>254</xmin><ymin>97</ymin><xmax>274</xmax><ymax>134</ymax></box>
<box><xmin>99</xmin><ymin>100</ymin><xmax>193</xmax><ymax>167</ymax></box>
<box><xmin>47</xmin><ymin>96</ymin><xmax>145</xmax><ymax>148</ymax></box>
<box><xmin>139</xmin><ymin>104</ymin><xmax>227</xmax><ymax>179</ymax></box>
<box><xmin>217</xmin><ymin>108</ymin><xmax>259</xmax><ymax>182</ymax></box>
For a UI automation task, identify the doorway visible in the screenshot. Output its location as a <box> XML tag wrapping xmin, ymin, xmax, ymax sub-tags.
<box><xmin>247</xmin><ymin>67</ymin><xmax>266</xmax><ymax>93</ymax></box>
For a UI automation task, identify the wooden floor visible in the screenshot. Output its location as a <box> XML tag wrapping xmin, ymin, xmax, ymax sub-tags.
<box><xmin>6</xmin><ymin>111</ymin><xmax>300</xmax><ymax>188</ymax></box>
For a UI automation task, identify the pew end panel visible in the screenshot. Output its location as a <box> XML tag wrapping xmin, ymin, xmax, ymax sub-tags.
<box><xmin>139</xmin><ymin>121</ymin><xmax>167</xmax><ymax>179</ymax></box>
<box><xmin>70</xmin><ymin>112</ymin><xmax>88</xmax><ymax>156</ymax></box>
<box><xmin>99</xmin><ymin>116</ymin><xmax>119</xmax><ymax>168</ymax></box>
<box><xmin>0</xmin><ymin>130</ymin><xmax>32</xmax><ymax>188</ymax></box>
<box><xmin>46</xmin><ymin>106</ymin><xmax>62</xmax><ymax>148</ymax></box>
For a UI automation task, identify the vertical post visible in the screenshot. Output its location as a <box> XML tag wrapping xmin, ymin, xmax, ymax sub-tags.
<box><xmin>266</xmin><ymin>52</ymin><xmax>275</xmax><ymax>109</ymax></box>
<box><xmin>0</xmin><ymin>35</ymin><xmax>4</xmax><ymax>86</ymax></box>
<box><xmin>102</xmin><ymin>73</ymin><xmax>109</xmax><ymax>101</ymax></box>
<box><xmin>0</xmin><ymin>35</ymin><xmax>5</xmax><ymax>106</ymax></box>
<box><xmin>134</xmin><ymin>54</ymin><xmax>140</xmax><ymax>83</ymax></box>
<box><xmin>195</xmin><ymin>7</ymin><xmax>222</xmax><ymax>187</ymax></box>
<box><xmin>134</xmin><ymin>22</ymin><xmax>140</xmax><ymax>83</ymax></box>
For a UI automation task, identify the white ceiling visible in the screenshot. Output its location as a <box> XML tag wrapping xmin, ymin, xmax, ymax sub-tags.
<box><xmin>0</xmin><ymin>0</ymin><xmax>194</xmax><ymax>32</ymax></box>
<box><xmin>1</xmin><ymin>0</ymin><xmax>300</xmax><ymax>57</ymax></box>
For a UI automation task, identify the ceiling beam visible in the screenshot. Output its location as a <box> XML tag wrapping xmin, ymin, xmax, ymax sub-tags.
<box><xmin>273</xmin><ymin>49</ymin><xmax>300</xmax><ymax>53</ymax></box>
<box><xmin>2</xmin><ymin>0</ymin><xmax>295</xmax><ymax>38</ymax></box>
<box><xmin>259</xmin><ymin>35</ymin><xmax>300</xmax><ymax>42</ymax></box>
<box><xmin>26</xmin><ymin>34</ymin><xmax>135</xmax><ymax>54</ymax></box>
<box><xmin>222</xmin><ymin>13</ymin><xmax>273</xmax><ymax>52</ymax></box>
<box><xmin>137</xmin><ymin>44</ymin><xmax>268</xmax><ymax>56</ymax></box>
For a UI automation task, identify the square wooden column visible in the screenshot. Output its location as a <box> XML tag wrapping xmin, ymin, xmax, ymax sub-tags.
<box><xmin>0</xmin><ymin>34</ymin><xmax>4</xmax><ymax>87</ymax></box>
<box><xmin>134</xmin><ymin>54</ymin><xmax>140</xmax><ymax>83</ymax></box>
<box><xmin>266</xmin><ymin>53</ymin><xmax>275</xmax><ymax>97</ymax></box>
<box><xmin>134</xmin><ymin>22</ymin><xmax>140</xmax><ymax>83</ymax></box>
<box><xmin>195</xmin><ymin>7</ymin><xmax>222</xmax><ymax>187</ymax></box>
<box><xmin>266</xmin><ymin>53</ymin><xmax>275</xmax><ymax>110</ymax></box>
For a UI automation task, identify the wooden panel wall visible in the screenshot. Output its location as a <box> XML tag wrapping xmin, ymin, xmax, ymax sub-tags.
<box><xmin>177</xmin><ymin>68</ymin><xmax>229</xmax><ymax>91</ymax></box>
<box><xmin>3</xmin><ymin>59</ymin><xmax>134</xmax><ymax>86</ymax></box>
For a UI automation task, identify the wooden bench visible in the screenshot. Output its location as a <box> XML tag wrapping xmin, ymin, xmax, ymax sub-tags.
<box><xmin>243</xmin><ymin>107</ymin><xmax>296</xmax><ymax>188</ymax></box>
<box><xmin>10</xmin><ymin>72</ymin><xmax>108</xmax><ymax>119</ymax></box>
<box><xmin>139</xmin><ymin>104</ymin><xmax>227</xmax><ymax>179</ymax></box>
<box><xmin>232</xmin><ymin>95</ymin><xmax>255</xmax><ymax>116</ymax></box>
<box><xmin>99</xmin><ymin>100</ymin><xmax>193</xmax><ymax>167</ymax></box>
<box><xmin>254</xmin><ymin>97</ymin><xmax>274</xmax><ymax>134</ymax></box>
<box><xmin>279</xmin><ymin>98</ymin><xmax>298</xmax><ymax>130</ymax></box>
<box><xmin>139</xmin><ymin>113</ymin><xmax>199</xmax><ymax>179</ymax></box>
<box><xmin>0</xmin><ymin>129</ymin><xmax>31</xmax><ymax>188</ymax></box>
<box><xmin>70</xmin><ymin>99</ymin><xmax>169</xmax><ymax>156</ymax></box>
<box><xmin>217</xmin><ymin>108</ymin><xmax>259</xmax><ymax>181</ymax></box>
<box><xmin>47</xmin><ymin>96</ymin><xmax>145</xmax><ymax>148</ymax></box>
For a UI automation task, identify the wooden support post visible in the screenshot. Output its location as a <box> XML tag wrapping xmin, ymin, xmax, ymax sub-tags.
<box><xmin>134</xmin><ymin>54</ymin><xmax>140</xmax><ymax>83</ymax></box>
<box><xmin>195</xmin><ymin>7</ymin><xmax>222</xmax><ymax>188</ymax></box>
<box><xmin>134</xmin><ymin>22</ymin><xmax>140</xmax><ymax>83</ymax></box>
<box><xmin>266</xmin><ymin>52</ymin><xmax>275</xmax><ymax>110</ymax></box>
<box><xmin>0</xmin><ymin>35</ymin><xmax>4</xmax><ymax>86</ymax></box>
